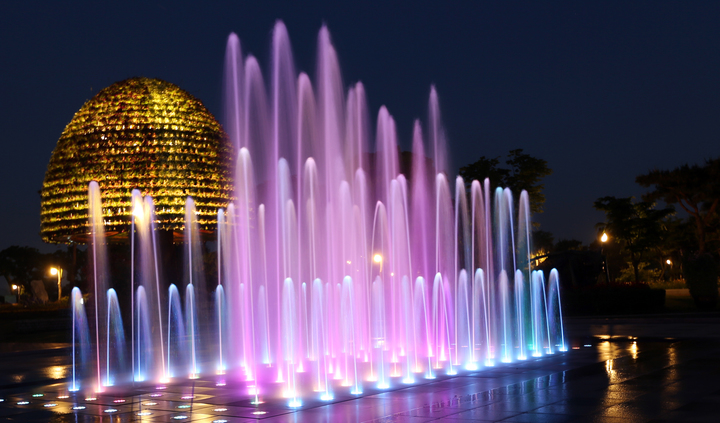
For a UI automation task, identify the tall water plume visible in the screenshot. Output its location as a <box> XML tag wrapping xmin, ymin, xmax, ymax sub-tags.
<box><xmin>88</xmin><ymin>181</ymin><xmax>108</xmax><ymax>391</ymax></box>
<box><xmin>73</xmin><ymin>20</ymin><xmax>565</xmax><ymax>406</ymax></box>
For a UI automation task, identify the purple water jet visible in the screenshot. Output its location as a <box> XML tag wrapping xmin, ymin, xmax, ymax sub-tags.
<box><xmin>71</xmin><ymin>20</ymin><xmax>565</xmax><ymax>405</ymax></box>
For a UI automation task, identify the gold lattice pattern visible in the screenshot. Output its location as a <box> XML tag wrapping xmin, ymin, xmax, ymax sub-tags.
<box><xmin>41</xmin><ymin>77</ymin><xmax>234</xmax><ymax>244</ymax></box>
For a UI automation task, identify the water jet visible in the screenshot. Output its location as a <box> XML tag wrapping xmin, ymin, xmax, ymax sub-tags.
<box><xmin>48</xmin><ymin>21</ymin><xmax>565</xmax><ymax>406</ymax></box>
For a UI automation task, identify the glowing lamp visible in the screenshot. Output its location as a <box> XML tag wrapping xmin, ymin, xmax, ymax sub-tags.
<box><xmin>132</xmin><ymin>203</ymin><xmax>144</xmax><ymax>220</ymax></box>
<box><xmin>50</xmin><ymin>267</ymin><xmax>62</xmax><ymax>301</ymax></box>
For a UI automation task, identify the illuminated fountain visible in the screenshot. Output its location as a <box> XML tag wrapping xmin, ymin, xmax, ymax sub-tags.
<box><xmin>69</xmin><ymin>21</ymin><xmax>565</xmax><ymax>405</ymax></box>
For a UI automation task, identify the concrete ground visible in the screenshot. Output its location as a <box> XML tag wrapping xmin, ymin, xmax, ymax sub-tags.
<box><xmin>1</xmin><ymin>313</ymin><xmax>719</xmax><ymax>422</ymax></box>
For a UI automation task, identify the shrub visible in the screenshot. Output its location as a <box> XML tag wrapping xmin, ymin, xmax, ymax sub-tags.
<box><xmin>563</xmin><ymin>283</ymin><xmax>666</xmax><ymax>316</ymax></box>
<box><xmin>683</xmin><ymin>254</ymin><xmax>719</xmax><ymax>310</ymax></box>
<box><xmin>646</xmin><ymin>279</ymin><xmax>687</xmax><ymax>290</ymax></box>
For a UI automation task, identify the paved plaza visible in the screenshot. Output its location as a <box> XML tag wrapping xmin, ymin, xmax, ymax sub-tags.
<box><xmin>1</xmin><ymin>314</ymin><xmax>719</xmax><ymax>422</ymax></box>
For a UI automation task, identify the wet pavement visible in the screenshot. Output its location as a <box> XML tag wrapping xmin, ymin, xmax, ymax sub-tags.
<box><xmin>1</xmin><ymin>314</ymin><xmax>719</xmax><ymax>422</ymax></box>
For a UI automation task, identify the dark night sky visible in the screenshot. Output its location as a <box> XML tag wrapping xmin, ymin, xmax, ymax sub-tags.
<box><xmin>2</xmin><ymin>1</ymin><xmax>720</xmax><ymax>253</ymax></box>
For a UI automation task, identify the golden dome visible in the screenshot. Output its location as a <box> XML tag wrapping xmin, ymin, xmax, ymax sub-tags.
<box><xmin>41</xmin><ymin>77</ymin><xmax>234</xmax><ymax>244</ymax></box>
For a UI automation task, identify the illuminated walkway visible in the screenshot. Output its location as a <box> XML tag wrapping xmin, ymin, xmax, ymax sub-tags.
<box><xmin>1</xmin><ymin>314</ymin><xmax>719</xmax><ymax>422</ymax></box>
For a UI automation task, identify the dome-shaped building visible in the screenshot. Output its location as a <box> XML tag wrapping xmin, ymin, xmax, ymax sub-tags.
<box><xmin>41</xmin><ymin>77</ymin><xmax>234</xmax><ymax>244</ymax></box>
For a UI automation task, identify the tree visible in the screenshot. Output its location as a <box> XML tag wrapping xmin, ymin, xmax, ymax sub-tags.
<box><xmin>458</xmin><ymin>156</ymin><xmax>509</xmax><ymax>191</ymax></box>
<box><xmin>459</xmin><ymin>149</ymin><xmax>552</xmax><ymax>215</ymax></box>
<box><xmin>636</xmin><ymin>158</ymin><xmax>720</xmax><ymax>254</ymax></box>
<box><xmin>532</xmin><ymin>229</ymin><xmax>554</xmax><ymax>257</ymax></box>
<box><xmin>554</xmin><ymin>239</ymin><xmax>585</xmax><ymax>252</ymax></box>
<box><xmin>0</xmin><ymin>246</ymin><xmax>43</xmax><ymax>294</ymax></box>
<box><xmin>594</xmin><ymin>196</ymin><xmax>674</xmax><ymax>284</ymax></box>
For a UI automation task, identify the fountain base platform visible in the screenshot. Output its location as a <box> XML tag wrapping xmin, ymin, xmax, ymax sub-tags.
<box><xmin>3</xmin><ymin>324</ymin><xmax>720</xmax><ymax>422</ymax></box>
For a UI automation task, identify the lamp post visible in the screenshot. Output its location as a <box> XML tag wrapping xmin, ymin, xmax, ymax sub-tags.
<box><xmin>11</xmin><ymin>284</ymin><xmax>18</xmax><ymax>303</ymax></box>
<box><xmin>50</xmin><ymin>267</ymin><xmax>63</xmax><ymax>301</ymax></box>
<box><xmin>373</xmin><ymin>253</ymin><xmax>383</xmax><ymax>273</ymax></box>
<box><xmin>600</xmin><ymin>232</ymin><xmax>610</xmax><ymax>284</ymax></box>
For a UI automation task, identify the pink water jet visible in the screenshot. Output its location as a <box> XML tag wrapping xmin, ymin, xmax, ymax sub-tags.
<box><xmin>75</xmin><ymin>20</ymin><xmax>565</xmax><ymax>406</ymax></box>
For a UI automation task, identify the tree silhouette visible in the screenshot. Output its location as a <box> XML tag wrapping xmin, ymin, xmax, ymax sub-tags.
<box><xmin>459</xmin><ymin>149</ymin><xmax>552</xmax><ymax>215</ymax></box>
<box><xmin>0</xmin><ymin>246</ymin><xmax>42</xmax><ymax>294</ymax></box>
<box><xmin>636</xmin><ymin>159</ymin><xmax>720</xmax><ymax>254</ymax></box>
<box><xmin>594</xmin><ymin>196</ymin><xmax>673</xmax><ymax>284</ymax></box>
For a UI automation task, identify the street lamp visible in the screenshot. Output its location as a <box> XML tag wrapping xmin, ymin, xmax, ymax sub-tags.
<box><xmin>50</xmin><ymin>267</ymin><xmax>63</xmax><ymax>301</ymax></box>
<box><xmin>373</xmin><ymin>253</ymin><xmax>383</xmax><ymax>272</ymax></box>
<box><xmin>11</xmin><ymin>284</ymin><xmax>19</xmax><ymax>303</ymax></box>
<box><xmin>665</xmin><ymin>259</ymin><xmax>673</xmax><ymax>280</ymax></box>
<box><xmin>600</xmin><ymin>232</ymin><xmax>610</xmax><ymax>284</ymax></box>
<box><xmin>132</xmin><ymin>202</ymin><xmax>144</xmax><ymax>220</ymax></box>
